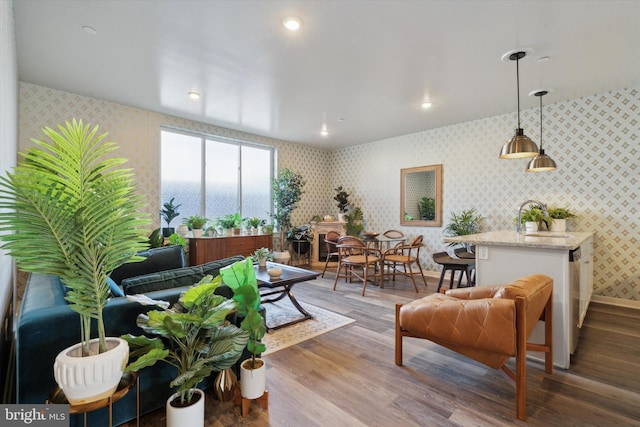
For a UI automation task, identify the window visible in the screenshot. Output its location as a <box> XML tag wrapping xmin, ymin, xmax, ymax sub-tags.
<box><xmin>160</xmin><ymin>128</ymin><xmax>274</xmax><ymax>226</ymax></box>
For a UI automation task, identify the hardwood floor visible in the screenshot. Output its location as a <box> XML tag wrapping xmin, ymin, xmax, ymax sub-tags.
<box><xmin>127</xmin><ymin>271</ymin><xmax>640</xmax><ymax>426</ymax></box>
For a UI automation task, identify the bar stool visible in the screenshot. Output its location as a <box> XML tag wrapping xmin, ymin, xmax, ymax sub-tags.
<box><xmin>432</xmin><ymin>251</ymin><xmax>475</xmax><ymax>292</ymax></box>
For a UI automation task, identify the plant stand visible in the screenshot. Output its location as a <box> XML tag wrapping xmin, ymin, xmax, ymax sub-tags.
<box><xmin>234</xmin><ymin>387</ymin><xmax>268</xmax><ymax>417</ymax></box>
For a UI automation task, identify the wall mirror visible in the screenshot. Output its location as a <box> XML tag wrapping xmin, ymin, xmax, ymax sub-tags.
<box><xmin>400</xmin><ymin>164</ymin><xmax>442</xmax><ymax>227</ymax></box>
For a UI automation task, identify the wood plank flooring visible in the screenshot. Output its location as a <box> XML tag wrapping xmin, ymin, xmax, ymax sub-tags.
<box><xmin>126</xmin><ymin>271</ymin><xmax>640</xmax><ymax>426</ymax></box>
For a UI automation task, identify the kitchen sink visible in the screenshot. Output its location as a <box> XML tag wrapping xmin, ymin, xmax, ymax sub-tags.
<box><xmin>525</xmin><ymin>233</ymin><xmax>570</xmax><ymax>238</ymax></box>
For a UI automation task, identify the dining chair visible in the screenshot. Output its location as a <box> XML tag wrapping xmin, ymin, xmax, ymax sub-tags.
<box><xmin>333</xmin><ymin>235</ymin><xmax>381</xmax><ymax>296</ymax></box>
<box><xmin>320</xmin><ymin>230</ymin><xmax>341</xmax><ymax>278</ymax></box>
<box><xmin>381</xmin><ymin>235</ymin><xmax>428</xmax><ymax>292</ymax></box>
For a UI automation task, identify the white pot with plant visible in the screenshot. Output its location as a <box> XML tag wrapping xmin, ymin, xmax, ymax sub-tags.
<box><xmin>334</xmin><ymin>186</ymin><xmax>350</xmax><ymax>222</ymax></box>
<box><xmin>122</xmin><ymin>275</ymin><xmax>250</xmax><ymax>427</ymax></box>
<box><xmin>0</xmin><ymin>120</ymin><xmax>150</xmax><ymax>404</ymax></box>
<box><xmin>518</xmin><ymin>207</ymin><xmax>550</xmax><ymax>233</ymax></box>
<box><xmin>548</xmin><ymin>207</ymin><xmax>576</xmax><ymax>232</ymax></box>
<box><xmin>252</xmin><ymin>247</ymin><xmax>273</xmax><ymax>270</ymax></box>
<box><xmin>183</xmin><ymin>215</ymin><xmax>208</xmax><ymax>238</ymax></box>
<box><xmin>220</xmin><ymin>259</ymin><xmax>268</xmax><ymax>400</ymax></box>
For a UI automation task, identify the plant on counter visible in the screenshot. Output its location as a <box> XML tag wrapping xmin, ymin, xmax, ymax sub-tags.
<box><xmin>548</xmin><ymin>207</ymin><xmax>577</xmax><ymax>220</ymax></box>
<box><xmin>217</xmin><ymin>213</ymin><xmax>242</xmax><ymax>230</ymax></box>
<box><xmin>518</xmin><ymin>207</ymin><xmax>551</xmax><ymax>231</ymax></box>
<box><xmin>183</xmin><ymin>214</ymin><xmax>208</xmax><ymax>230</ymax></box>
<box><xmin>0</xmin><ymin>119</ymin><xmax>150</xmax><ymax>402</ymax></box>
<box><xmin>443</xmin><ymin>208</ymin><xmax>483</xmax><ymax>248</ymax></box>
<box><xmin>334</xmin><ymin>186</ymin><xmax>350</xmax><ymax>214</ymax></box>
<box><xmin>160</xmin><ymin>197</ymin><xmax>181</xmax><ymax>236</ymax></box>
<box><xmin>121</xmin><ymin>275</ymin><xmax>249</xmax><ymax>407</ymax></box>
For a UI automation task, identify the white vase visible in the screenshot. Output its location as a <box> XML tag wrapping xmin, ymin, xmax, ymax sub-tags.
<box><xmin>166</xmin><ymin>388</ymin><xmax>204</xmax><ymax>427</ymax></box>
<box><xmin>192</xmin><ymin>228</ymin><xmax>203</xmax><ymax>238</ymax></box>
<box><xmin>272</xmin><ymin>251</ymin><xmax>290</xmax><ymax>265</ymax></box>
<box><xmin>240</xmin><ymin>358</ymin><xmax>266</xmax><ymax>400</ymax></box>
<box><xmin>337</xmin><ymin>213</ymin><xmax>346</xmax><ymax>222</ymax></box>
<box><xmin>550</xmin><ymin>219</ymin><xmax>567</xmax><ymax>232</ymax></box>
<box><xmin>53</xmin><ymin>337</ymin><xmax>129</xmax><ymax>405</ymax></box>
<box><xmin>524</xmin><ymin>221</ymin><xmax>538</xmax><ymax>233</ymax></box>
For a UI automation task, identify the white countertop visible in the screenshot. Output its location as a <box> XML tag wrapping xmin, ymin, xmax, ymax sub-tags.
<box><xmin>443</xmin><ymin>230</ymin><xmax>594</xmax><ymax>250</ymax></box>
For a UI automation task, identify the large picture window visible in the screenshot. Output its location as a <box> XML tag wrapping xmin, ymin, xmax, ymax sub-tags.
<box><xmin>160</xmin><ymin>128</ymin><xmax>274</xmax><ymax>227</ymax></box>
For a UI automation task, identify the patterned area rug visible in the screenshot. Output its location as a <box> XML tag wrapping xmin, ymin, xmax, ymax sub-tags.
<box><xmin>262</xmin><ymin>300</ymin><xmax>355</xmax><ymax>356</ymax></box>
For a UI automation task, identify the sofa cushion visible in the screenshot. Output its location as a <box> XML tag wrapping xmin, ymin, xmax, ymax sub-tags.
<box><xmin>122</xmin><ymin>255</ymin><xmax>245</xmax><ymax>295</ymax></box>
<box><xmin>110</xmin><ymin>245</ymin><xmax>186</xmax><ymax>286</ymax></box>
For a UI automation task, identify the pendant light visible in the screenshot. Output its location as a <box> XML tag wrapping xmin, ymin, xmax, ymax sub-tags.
<box><xmin>526</xmin><ymin>90</ymin><xmax>557</xmax><ymax>172</ymax></box>
<box><xmin>499</xmin><ymin>50</ymin><xmax>539</xmax><ymax>159</ymax></box>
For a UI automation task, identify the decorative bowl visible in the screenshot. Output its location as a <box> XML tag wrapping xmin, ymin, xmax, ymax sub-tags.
<box><xmin>323</xmin><ymin>215</ymin><xmax>335</xmax><ymax>221</ymax></box>
<box><xmin>267</xmin><ymin>267</ymin><xmax>282</xmax><ymax>280</ymax></box>
<box><xmin>362</xmin><ymin>232</ymin><xmax>379</xmax><ymax>238</ymax></box>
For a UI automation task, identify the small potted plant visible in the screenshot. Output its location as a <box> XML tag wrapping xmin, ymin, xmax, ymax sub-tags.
<box><xmin>519</xmin><ymin>207</ymin><xmax>551</xmax><ymax>233</ymax></box>
<box><xmin>219</xmin><ymin>259</ymin><xmax>267</xmax><ymax>400</ymax></box>
<box><xmin>334</xmin><ymin>186</ymin><xmax>350</xmax><ymax>221</ymax></box>
<box><xmin>217</xmin><ymin>213</ymin><xmax>242</xmax><ymax>236</ymax></box>
<box><xmin>252</xmin><ymin>247</ymin><xmax>273</xmax><ymax>269</ymax></box>
<box><xmin>160</xmin><ymin>197</ymin><xmax>181</xmax><ymax>237</ymax></box>
<box><xmin>183</xmin><ymin>215</ymin><xmax>208</xmax><ymax>238</ymax></box>
<box><xmin>286</xmin><ymin>224</ymin><xmax>314</xmax><ymax>255</ymax></box>
<box><xmin>121</xmin><ymin>275</ymin><xmax>249</xmax><ymax>427</ymax></box>
<box><xmin>548</xmin><ymin>207</ymin><xmax>576</xmax><ymax>232</ymax></box>
<box><xmin>345</xmin><ymin>207</ymin><xmax>364</xmax><ymax>237</ymax></box>
<box><xmin>443</xmin><ymin>208</ymin><xmax>483</xmax><ymax>248</ymax></box>
<box><xmin>246</xmin><ymin>217</ymin><xmax>266</xmax><ymax>235</ymax></box>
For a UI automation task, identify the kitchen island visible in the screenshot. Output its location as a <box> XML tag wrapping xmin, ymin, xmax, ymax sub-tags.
<box><xmin>444</xmin><ymin>231</ymin><xmax>594</xmax><ymax>369</ymax></box>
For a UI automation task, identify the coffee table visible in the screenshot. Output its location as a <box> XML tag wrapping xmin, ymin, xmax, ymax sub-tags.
<box><xmin>255</xmin><ymin>262</ymin><xmax>319</xmax><ymax>330</ymax></box>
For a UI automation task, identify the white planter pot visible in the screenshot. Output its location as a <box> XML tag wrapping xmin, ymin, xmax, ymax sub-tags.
<box><xmin>53</xmin><ymin>337</ymin><xmax>129</xmax><ymax>405</ymax></box>
<box><xmin>337</xmin><ymin>213</ymin><xmax>347</xmax><ymax>222</ymax></box>
<box><xmin>272</xmin><ymin>251</ymin><xmax>290</xmax><ymax>265</ymax></box>
<box><xmin>177</xmin><ymin>225</ymin><xmax>189</xmax><ymax>237</ymax></box>
<box><xmin>240</xmin><ymin>358</ymin><xmax>266</xmax><ymax>400</ymax></box>
<box><xmin>550</xmin><ymin>219</ymin><xmax>567</xmax><ymax>232</ymax></box>
<box><xmin>524</xmin><ymin>221</ymin><xmax>538</xmax><ymax>233</ymax></box>
<box><xmin>192</xmin><ymin>228</ymin><xmax>203</xmax><ymax>238</ymax></box>
<box><xmin>166</xmin><ymin>388</ymin><xmax>204</xmax><ymax>427</ymax></box>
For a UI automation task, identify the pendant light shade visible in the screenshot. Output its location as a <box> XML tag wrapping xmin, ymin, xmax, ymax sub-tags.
<box><xmin>526</xmin><ymin>90</ymin><xmax>557</xmax><ymax>172</ymax></box>
<box><xmin>499</xmin><ymin>50</ymin><xmax>539</xmax><ymax>159</ymax></box>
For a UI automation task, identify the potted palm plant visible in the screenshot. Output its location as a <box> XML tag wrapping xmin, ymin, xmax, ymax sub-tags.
<box><xmin>443</xmin><ymin>208</ymin><xmax>484</xmax><ymax>248</ymax></box>
<box><xmin>0</xmin><ymin>120</ymin><xmax>150</xmax><ymax>404</ymax></box>
<box><xmin>160</xmin><ymin>197</ymin><xmax>181</xmax><ymax>237</ymax></box>
<box><xmin>219</xmin><ymin>259</ymin><xmax>267</xmax><ymax>400</ymax></box>
<box><xmin>121</xmin><ymin>275</ymin><xmax>249</xmax><ymax>427</ymax></box>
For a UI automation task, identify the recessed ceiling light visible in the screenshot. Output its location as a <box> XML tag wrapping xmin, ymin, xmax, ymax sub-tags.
<box><xmin>321</xmin><ymin>124</ymin><xmax>329</xmax><ymax>137</ymax></box>
<box><xmin>421</xmin><ymin>101</ymin><xmax>432</xmax><ymax>109</ymax></box>
<box><xmin>82</xmin><ymin>26</ymin><xmax>97</xmax><ymax>35</ymax></box>
<box><xmin>188</xmin><ymin>91</ymin><xmax>201</xmax><ymax>99</ymax></box>
<box><xmin>283</xmin><ymin>17</ymin><xmax>302</xmax><ymax>31</ymax></box>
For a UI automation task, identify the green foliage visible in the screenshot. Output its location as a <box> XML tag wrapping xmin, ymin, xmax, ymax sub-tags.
<box><xmin>419</xmin><ymin>197</ymin><xmax>436</xmax><ymax>220</ymax></box>
<box><xmin>219</xmin><ymin>259</ymin><xmax>266</xmax><ymax>369</ymax></box>
<box><xmin>168</xmin><ymin>233</ymin><xmax>187</xmax><ymax>248</ymax></box>
<box><xmin>251</xmin><ymin>247</ymin><xmax>273</xmax><ymax>263</ymax></box>
<box><xmin>444</xmin><ymin>209</ymin><xmax>483</xmax><ymax>247</ymax></box>
<box><xmin>548</xmin><ymin>207</ymin><xmax>576</xmax><ymax>219</ymax></box>
<box><xmin>333</xmin><ymin>186</ymin><xmax>350</xmax><ymax>213</ymax></box>
<box><xmin>122</xmin><ymin>275</ymin><xmax>249</xmax><ymax>405</ymax></box>
<box><xmin>519</xmin><ymin>207</ymin><xmax>550</xmax><ymax>224</ymax></box>
<box><xmin>217</xmin><ymin>213</ymin><xmax>242</xmax><ymax>229</ymax></box>
<box><xmin>160</xmin><ymin>197</ymin><xmax>181</xmax><ymax>227</ymax></box>
<box><xmin>286</xmin><ymin>224</ymin><xmax>314</xmax><ymax>242</ymax></box>
<box><xmin>183</xmin><ymin>214</ymin><xmax>208</xmax><ymax>230</ymax></box>
<box><xmin>345</xmin><ymin>207</ymin><xmax>364</xmax><ymax>236</ymax></box>
<box><xmin>0</xmin><ymin>120</ymin><xmax>150</xmax><ymax>353</ymax></box>
<box><xmin>271</xmin><ymin>168</ymin><xmax>305</xmax><ymax>248</ymax></box>
<box><xmin>245</xmin><ymin>217</ymin><xmax>266</xmax><ymax>228</ymax></box>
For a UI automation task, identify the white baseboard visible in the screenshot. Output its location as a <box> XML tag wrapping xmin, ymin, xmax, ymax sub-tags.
<box><xmin>590</xmin><ymin>295</ymin><xmax>640</xmax><ymax>310</ymax></box>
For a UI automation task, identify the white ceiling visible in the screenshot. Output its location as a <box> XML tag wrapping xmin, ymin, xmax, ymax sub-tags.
<box><xmin>13</xmin><ymin>1</ymin><xmax>640</xmax><ymax>149</ymax></box>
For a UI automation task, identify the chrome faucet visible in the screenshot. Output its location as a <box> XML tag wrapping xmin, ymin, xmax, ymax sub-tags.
<box><xmin>516</xmin><ymin>200</ymin><xmax>549</xmax><ymax>234</ymax></box>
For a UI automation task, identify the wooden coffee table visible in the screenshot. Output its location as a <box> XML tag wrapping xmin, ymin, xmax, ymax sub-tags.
<box><xmin>255</xmin><ymin>262</ymin><xmax>319</xmax><ymax>330</ymax></box>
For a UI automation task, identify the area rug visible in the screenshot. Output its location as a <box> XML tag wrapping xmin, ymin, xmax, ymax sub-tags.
<box><xmin>262</xmin><ymin>301</ymin><xmax>355</xmax><ymax>356</ymax></box>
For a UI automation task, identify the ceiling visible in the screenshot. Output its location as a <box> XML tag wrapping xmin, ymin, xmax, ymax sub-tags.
<box><xmin>13</xmin><ymin>1</ymin><xmax>640</xmax><ymax>149</ymax></box>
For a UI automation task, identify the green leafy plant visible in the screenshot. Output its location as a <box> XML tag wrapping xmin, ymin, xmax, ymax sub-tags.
<box><xmin>160</xmin><ymin>197</ymin><xmax>181</xmax><ymax>228</ymax></box>
<box><xmin>548</xmin><ymin>207</ymin><xmax>577</xmax><ymax>219</ymax></box>
<box><xmin>121</xmin><ymin>275</ymin><xmax>249</xmax><ymax>405</ymax></box>
<box><xmin>0</xmin><ymin>119</ymin><xmax>150</xmax><ymax>354</ymax></box>
<box><xmin>183</xmin><ymin>214</ymin><xmax>208</xmax><ymax>230</ymax></box>
<box><xmin>271</xmin><ymin>168</ymin><xmax>305</xmax><ymax>250</ymax></box>
<box><xmin>345</xmin><ymin>207</ymin><xmax>364</xmax><ymax>236</ymax></box>
<box><xmin>217</xmin><ymin>213</ymin><xmax>242</xmax><ymax>230</ymax></box>
<box><xmin>444</xmin><ymin>209</ymin><xmax>483</xmax><ymax>247</ymax></box>
<box><xmin>419</xmin><ymin>197</ymin><xmax>436</xmax><ymax>220</ymax></box>
<box><xmin>286</xmin><ymin>224</ymin><xmax>314</xmax><ymax>242</ymax></box>
<box><xmin>219</xmin><ymin>259</ymin><xmax>266</xmax><ymax>369</ymax></box>
<box><xmin>246</xmin><ymin>217</ymin><xmax>266</xmax><ymax>228</ymax></box>
<box><xmin>519</xmin><ymin>207</ymin><xmax>550</xmax><ymax>224</ymax></box>
<box><xmin>333</xmin><ymin>186</ymin><xmax>350</xmax><ymax>213</ymax></box>
<box><xmin>251</xmin><ymin>247</ymin><xmax>273</xmax><ymax>264</ymax></box>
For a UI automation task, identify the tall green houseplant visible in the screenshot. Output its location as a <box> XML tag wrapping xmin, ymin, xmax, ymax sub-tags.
<box><xmin>271</xmin><ymin>168</ymin><xmax>305</xmax><ymax>251</ymax></box>
<box><xmin>0</xmin><ymin>120</ymin><xmax>150</xmax><ymax>354</ymax></box>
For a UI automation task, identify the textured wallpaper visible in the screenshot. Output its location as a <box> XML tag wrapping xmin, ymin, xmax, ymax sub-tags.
<box><xmin>18</xmin><ymin>83</ymin><xmax>639</xmax><ymax>301</ymax></box>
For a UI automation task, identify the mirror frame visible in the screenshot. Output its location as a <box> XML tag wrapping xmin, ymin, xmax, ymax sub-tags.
<box><xmin>400</xmin><ymin>164</ymin><xmax>443</xmax><ymax>227</ymax></box>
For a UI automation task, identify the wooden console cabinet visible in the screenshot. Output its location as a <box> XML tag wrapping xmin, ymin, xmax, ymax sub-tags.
<box><xmin>189</xmin><ymin>234</ymin><xmax>273</xmax><ymax>266</ymax></box>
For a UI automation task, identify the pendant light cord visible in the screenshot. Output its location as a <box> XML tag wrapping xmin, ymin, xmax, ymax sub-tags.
<box><xmin>516</xmin><ymin>57</ymin><xmax>521</xmax><ymax>128</ymax></box>
<box><xmin>539</xmin><ymin>95</ymin><xmax>543</xmax><ymax>150</ymax></box>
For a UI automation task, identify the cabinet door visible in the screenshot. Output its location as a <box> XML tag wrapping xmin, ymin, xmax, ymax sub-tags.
<box><xmin>578</xmin><ymin>238</ymin><xmax>594</xmax><ymax>327</ymax></box>
<box><xmin>189</xmin><ymin>238</ymin><xmax>226</xmax><ymax>266</ymax></box>
<box><xmin>226</xmin><ymin>236</ymin><xmax>255</xmax><ymax>257</ymax></box>
<box><xmin>256</xmin><ymin>234</ymin><xmax>273</xmax><ymax>250</ymax></box>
